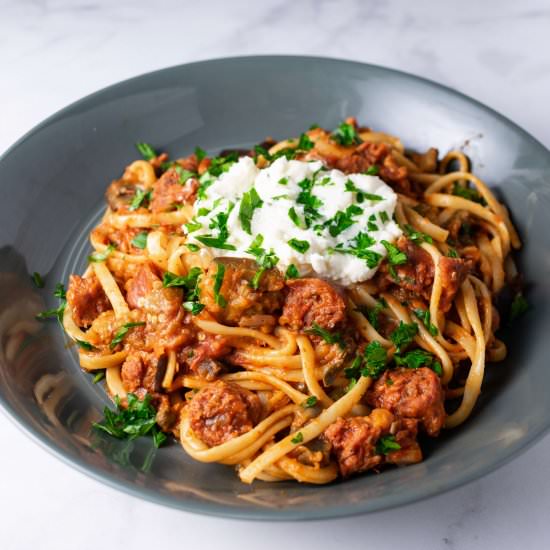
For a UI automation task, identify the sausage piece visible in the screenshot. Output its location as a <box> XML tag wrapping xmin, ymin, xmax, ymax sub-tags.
<box><xmin>66</xmin><ymin>274</ymin><xmax>112</xmax><ymax>327</ymax></box>
<box><xmin>280</xmin><ymin>277</ymin><xmax>346</xmax><ymax>330</ymax></box>
<box><xmin>149</xmin><ymin>168</ymin><xmax>198</xmax><ymax>212</ymax></box>
<box><xmin>367</xmin><ymin>367</ymin><xmax>446</xmax><ymax>436</ymax></box>
<box><xmin>188</xmin><ymin>380</ymin><xmax>262</xmax><ymax>447</ymax></box>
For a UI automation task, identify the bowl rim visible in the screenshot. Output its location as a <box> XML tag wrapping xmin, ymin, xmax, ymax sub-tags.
<box><xmin>1</xmin><ymin>54</ymin><xmax>549</xmax><ymax>521</ymax></box>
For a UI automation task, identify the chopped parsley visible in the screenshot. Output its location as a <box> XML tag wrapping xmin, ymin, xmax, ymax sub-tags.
<box><xmin>332</xmin><ymin>121</ymin><xmax>362</xmax><ymax>146</ymax></box>
<box><xmin>131</xmin><ymin>232</ymin><xmax>148</xmax><ymax>249</ymax></box>
<box><xmin>285</xmin><ymin>264</ymin><xmax>300</xmax><ymax>279</ymax></box>
<box><xmin>447</xmin><ymin>248</ymin><xmax>460</xmax><ymax>258</ymax></box>
<box><xmin>197</xmin><ymin>152</ymin><xmax>238</xmax><ymax>200</ymax></box>
<box><xmin>288</xmin><ymin>238</ymin><xmax>310</xmax><ymax>253</ymax></box>
<box><xmin>290</xmin><ymin>432</ymin><xmax>304</xmax><ymax>444</ymax></box>
<box><xmin>509</xmin><ymin>293</ymin><xmax>529</xmax><ymax>323</ymax></box>
<box><xmin>404</xmin><ymin>224</ymin><xmax>433</xmax><ymax>245</ymax></box>
<box><xmin>184</xmin><ymin>220</ymin><xmax>202</xmax><ymax>233</ymax></box>
<box><xmin>183</xmin><ymin>301</ymin><xmax>205</xmax><ymax>315</ymax></box>
<box><xmin>31</xmin><ymin>272</ymin><xmax>45</xmax><ymax>288</ymax></box>
<box><xmin>395</xmin><ymin>348</ymin><xmax>442</xmax><ymax>376</ymax></box>
<box><xmin>278</xmin><ymin>177</ymin><xmax>289</xmax><ymax>185</ymax></box>
<box><xmin>413</xmin><ymin>308</ymin><xmax>438</xmax><ymax>336</ymax></box>
<box><xmin>162</xmin><ymin>268</ymin><xmax>204</xmax><ymax>314</ymax></box>
<box><xmin>390</xmin><ymin>321</ymin><xmax>418</xmax><ymax>353</ymax></box>
<box><xmin>364</xmin><ymin>165</ymin><xmax>380</xmax><ymax>176</ymax></box>
<box><xmin>239</xmin><ymin>188</ymin><xmax>263</xmax><ymax>234</ymax></box>
<box><xmin>36</xmin><ymin>282</ymin><xmax>67</xmax><ymax>322</ymax></box>
<box><xmin>344</xmin><ymin>341</ymin><xmax>388</xmax><ymax>381</ymax></box>
<box><xmin>75</xmin><ymin>339</ymin><xmax>96</xmax><ymax>351</ymax></box>
<box><xmin>110</xmin><ymin>322</ymin><xmax>146</xmax><ymax>349</ymax></box>
<box><xmin>330</xmin><ymin>232</ymin><xmax>381</xmax><ymax>269</ymax></box>
<box><xmin>93</xmin><ymin>393</ymin><xmax>167</xmax><ymax>448</ymax></box>
<box><xmin>381</xmin><ymin>240</ymin><xmax>407</xmax><ymax>266</ymax></box>
<box><xmin>173</xmin><ymin>165</ymin><xmax>195</xmax><ymax>184</ymax></box>
<box><xmin>186</xmin><ymin>243</ymin><xmax>200</xmax><ymax>252</ymax></box>
<box><xmin>379</xmin><ymin>211</ymin><xmax>389</xmax><ymax>223</ymax></box>
<box><xmin>194</xmin><ymin>146</ymin><xmax>207</xmax><ymax>162</ymax></box>
<box><xmin>129</xmin><ymin>188</ymin><xmax>152</xmax><ymax>211</ymax></box>
<box><xmin>135</xmin><ymin>142</ymin><xmax>157</xmax><ymax>161</ymax></box>
<box><xmin>245</xmin><ymin>235</ymin><xmax>279</xmax><ymax>289</ymax></box>
<box><xmin>88</xmin><ymin>244</ymin><xmax>116</xmax><ymax>263</ymax></box>
<box><xmin>343</xmin><ymin>179</ymin><xmax>383</xmax><ymax>203</ymax></box>
<box><xmin>325</xmin><ymin>205</ymin><xmax>363</xmax><ymax>237</ymax></box>
<box><xmin>93</xmin><ymin>371</ymin><xmax>105</xmax><ymax>384</ymax></box>
<box><xmin>361</xmin><ymin>341</ymin><xmax>388</xmax><ymax>378</ymax></box>
<box><xmin>365</xmin><ymin>298</ymin><xmax>387</xmax><ymax>331</ymax></box>
<box><xmin>296</xmin><ymin>177</ymin><xmax>323</xmax><ymax>228</ymax></box>
<box><xmin>213</xmin><ymin>262</ymin><xmax>227</xmax><ymax>307</ymax></box>
<box><xmin>367</xmin><ymin>214</ymin><xmax>379</xmax><ymax>232</ymax></box>
<box><xmin>305</xmin><ymin>322</ymin><xmax>345</xmax><ymax>349</ymax></box>
<box><xmin>302</xmin><ymin>396</ymin><xmax>318</xmax><ymax>408</ymax></box>
<box><xmin>376</xmin><ymin>435</ymin><xmax>401</xmax><ymax>455</ymax></box>
<box><xmin>297</xmin><ymin>133</ymin><xmax>314</xmax><ymax>151</ymax></box>
<box><xmin>195</xmin><ymin>203</ymin><xmax>237</xmax><ymax>250</ymax></box>
<box><xmin>288</xmin><ymin>207</ymin><xmax>306</xmax><ymax>229</ymax></box>
<box><xmin>452</xmin><ymin>182</ymin><xmax>487</xmax><ymax>205</ymax></box>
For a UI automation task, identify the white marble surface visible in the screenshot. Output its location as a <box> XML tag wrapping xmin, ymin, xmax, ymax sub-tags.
<box><xmin>1</xmin><ymin>1</ymin><xmax>550</xmax><ymax>548</ymax></box>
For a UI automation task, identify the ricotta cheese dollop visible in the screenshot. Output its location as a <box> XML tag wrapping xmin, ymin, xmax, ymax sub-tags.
<box><xmin>186</xmin><ymin>156</ymin><xmax>402</xmax><ymax>286</ymax></box>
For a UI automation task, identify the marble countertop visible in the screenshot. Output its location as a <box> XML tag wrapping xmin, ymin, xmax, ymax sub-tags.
<box><xmin>1</xmin><ymin>1</ymin><xmax>549</xmax><ymax>548</ymax></box>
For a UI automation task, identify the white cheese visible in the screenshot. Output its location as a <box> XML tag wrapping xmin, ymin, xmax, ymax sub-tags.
<box><xmin>186</xmin><ymin>156</ymin><xmax>402</xmax><ymax>285</ymax></box>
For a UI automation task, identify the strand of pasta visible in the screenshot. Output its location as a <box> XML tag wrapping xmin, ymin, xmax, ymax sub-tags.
<box><xmin>239</xmin><ymin>376</ymin><xmax>371</xmax><ymax>484</ymax></box>
<box><xmin>92</xmin><ymin>262</ymin><xmax>130</xmax><ymax>318</ymax></box>
<box><xmin>179</xmin><ymin>404</ymin><xmax>298</xmax><ymax>463</ymax></box>
<box><xmin>276</xmin><ymin>456</ymin><xmax>339</xmax><ymax>484</ymax></box>
<box><xmin>106</xmin><ymin>365</ymin><xmax>126</xmax><ymax>398</ymax></box>
<box><xmin>193</xmin><ymin>319</ymin><xmax>282</xmax><ymax>349</ymax></box>
<box><xmin>296</xmin><ymin>335</ymin><xmax>333</xmax><ymax>407</ymax></box>
<box><xmin>445</xmin><ymin>278</ymin><xmax>486</xmax><ymax>428</ymax></box>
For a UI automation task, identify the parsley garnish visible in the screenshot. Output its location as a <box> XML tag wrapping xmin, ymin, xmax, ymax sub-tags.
<box><xmin>183</xmin><ymin>301</ymin><xmax>205</xmax><ymax>315</ymax></box>
<box><xmin>173</xmin><ymin>165</ymin><xmax>195</xmax><ymax>184</ymax></box>
<box><xmin>376</xmin><ymin>435</ymin><xmax>401</xmax><ymax>455</ymax></box>
<box><xmin>36</xmin><ymin>282</ymin><xmax>66</xmax><ymax>322</ymax></box>
<box><xmin>75</xmin><ymin>339</ymin><xmax>96</xmax><ymax>351</ymax></box>
<box><xmin>245</xmin><ymin>235</ymin><xmax>279</xmax><ymax>289</ymax></box>
<box><xmin>197</xmin><ymin>152</ymin><xmax>238</xmax><ymax>200</ymax></box>
<box><xmin>297</xmin><ymin>133</ymin><xmax>314</xmax><ymax>151</ymax></box>
<box><xmin>509</xmin><ymin>293</ymin><xmax>529</xmax><ymax>323</ymax></box>
<box><xmin>302</xmin><ymin>396</ymin><xmax>318</xmax><ymax>408</ymax></box>
<box><xmin>452</xmin><ymin>182</ymin><xmax>487</xmax><ymax>205</ymax></box>
<box><xmin>239</xmin><ymin>188</ymin><xmax>263</xmax><ymax>234</ymax></box>
<box><xmin>390</xmin><ymin>321</ymin><xmax>418</xmax><ymax>353</ymax></box>
<box><xmin>364</xmin><ymin>165</ymin><xmax>379</xmax><ymax>176</ymax></box>
<box><xmin>330</xmin><ymin>232</ymin><xmax>381</xmax><ymax>269</ymax></box>
<box><xmin>185</xmin><ymin>220</ymin><xmax>202</xmax><ymax>233</ymax></box>
<box><xmin>379</xmin><ymin>211</ymin><xmax>389</xmax><ymax>223</ymax></box>
<box><xmin>361</xmin><ymin>341</ymin><xmax>388</xmax><ymax>378</ymax></box>
<box><xmin>343</xmin><ymin>179</ymin><xmax>383</xmax><ymax>203</ymax></box>
<box><xmin>278</xmin><ymin>177</ymin><xmax>289</xmax><ymax>185</ymax></box>
<box><xmin>447</xmin><ymin>248</ymin><xmax>460</xmax><ymax>258</ymax></box>
<box><xmin>367</xmin><ymin>214</ymin><xmax>379</xmax><ymax>232</ymax></box>
<box><xmin>285</xmin><ymin>264</ymin><xmax>300</xmax><ymax>279</ymax></box>
<box><xmin>129</xmin><ymin>188</ymin><xmax>152</xmax><ymax>211</ymax></box>
<box><xmin>162</xmin><ymin>268</ymin><xmax>202</xmax><ymax>290</ymax></box>
<box><xmin>195</xmin><ymin>236</ymin><xmax>237</xmax><ymax>250</ymax></box>
<box><xmin>296</xmin><ymin>177</ymin><xmax>323</xmax><ymax>228</ymax></box>
<box><xmin>88</xmin><ymin>244</ymin><xmax>116</xmax><ymax>263</ymax></box>
<box><xmin>365</xmin><ymin>298</ymin><xmax>387</xmax><ymax>331</ymax></box>
<box><xmin>291</xmin><ymin>432</ymin><xmax>304</xmax><ymax>444</ymax></box>
<box><xmin>131</xmin><ymin>232</ymin><xmax>148</xmax><ymax>249</ymax></box>
<box><xmin>332</xmin><ymin>121</ymin><xmax>362</xmax><ymax>146</ymax></box>
<box><xmin>31</xmin><ymin>272</ymin><xmax>45</xmax><ymax>288</ymax></box>
<box><xmin>395</xmin><ymin>349</ymin><xmax>434</xmax><ymax>369</ymax></box>
<box><xmin>325</xmin><ymin>204</ymin><xmax>363</xmax><ymax>237</ymax></box>
<box><xmin>404</xmin><ymin>224</ymin><xmax>433</xmax><ymax>245</ymax></box>
<box><xmin>381</xmin><ymin>240</ymin><xmax>407</xmax><ymax>266</ymax></box>
<box><xmin>93</xmin><ymin>393</ymin><xmax>167</xmax><ymax>448</ymax></box>
<box><xmin>135</xmin><ymin>142</ymin><xmax>157</xmax><ymax>161</ymax></box>
<box><xmin>413</xmin><ymin>308</ymin><xmax>438</xmax><ymax>336</ymax></box>
<box><xmin>186</xmin><ymin>243</ymin><xmax>200</xmax><ymax>252</ymax></box>
<box><xmin>288</xmin><ymin>207</ymin><xmax>306</xmax><ymax>229</ymax></box>
<box><xmin>305</xmin><ymin>322</ymin><xmax>345</xmax><ymax>349</ymax></box>
<box><xmin>110</xmin><ymin>322</ymin><xmax>146</xmax><ymax>349</ymax></box>
<box><xmin>194</xmin><ymin>146</ymin><xmax>207</xmax><ymax>162</ymax></box>
<box><xmin>288</xmin><ymin>238</ymin><xmax>310</xmax><ymax>253</ymax></box>
<box><xmin>93</xmin><ymin>371</ymin><xmax>105</xmax><ymax>384</ymax></box>
<box><xmin>213</xmin><ymin>263</ymin><xmax>227</xmax><ymax>307</ymax></box>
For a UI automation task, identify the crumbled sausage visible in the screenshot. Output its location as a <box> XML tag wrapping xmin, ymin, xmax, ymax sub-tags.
<box><xmin>66</xmin><ymin>274</ymin><xmax>112</xmax><ymax>327</ymax></box>
<box><xmin>367</xmin><ymin>367</ymin><xmax>446</xmax><ymax>436</ymax></box>
<box><xmin>280</xmin><ymin>277</ymin><xmax>346</xmax><ymax>330</ymax></box>
<box><xmin>439</xmin><ymin>256</ymin><xmax>470</xmax><ymax>312</ymax></box>
<box><xmin>149</xmin><ymin>168</ymin><xmax>198</xmax><ymax>212</ymax></box>
<box><xmin>188</xmin><ymin>380</ymin><xmax>262</xmax><ymax>447</ymax></box>
<box><xmin>199</xmin><ymin>258</ymin><xmax>284</xmax><ymax>326</ymax></box>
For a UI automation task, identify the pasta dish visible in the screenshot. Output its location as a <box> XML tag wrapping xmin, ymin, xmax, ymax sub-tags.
<box><xmin>50</xmin><ymin>119</ymin><xmax>521</xmax><ymax>484</ymax></box>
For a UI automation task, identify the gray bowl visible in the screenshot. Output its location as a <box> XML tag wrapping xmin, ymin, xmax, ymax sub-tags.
<box><xmin>0</xmin><ymin>56</ymin><xmax>548</xmax><ymax>520</ymax></box>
